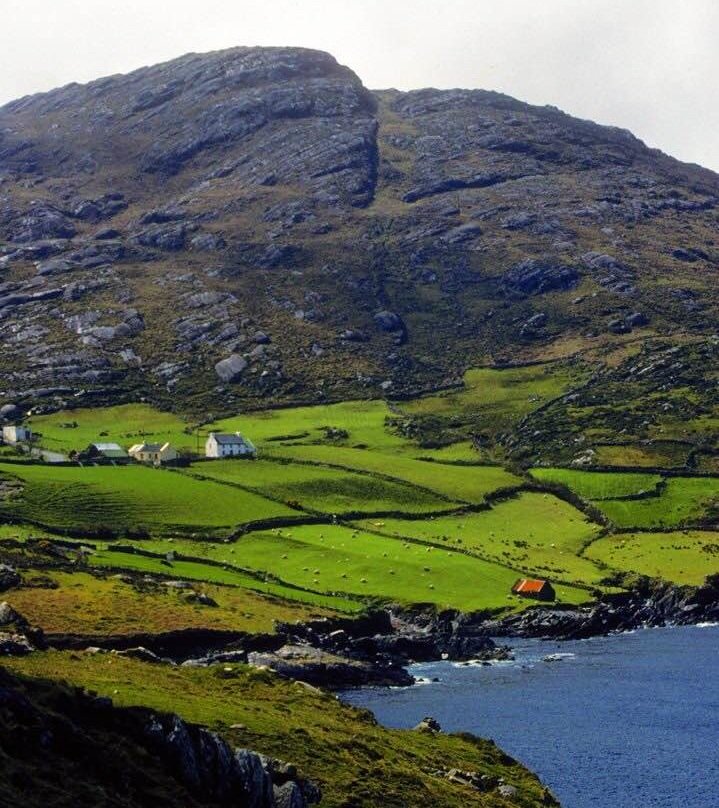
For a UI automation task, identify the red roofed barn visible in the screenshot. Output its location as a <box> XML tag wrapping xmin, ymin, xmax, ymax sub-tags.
<box><xmin>511</xmin><ymin>578</ymin><xmax>556</xmax><ymax>602</ymax></box>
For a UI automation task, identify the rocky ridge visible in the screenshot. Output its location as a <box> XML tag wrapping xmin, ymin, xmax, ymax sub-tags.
<box><xmin>1</xmin><ymin>46</ymin><xmax>718</xmax><ymax>417</ymax></box>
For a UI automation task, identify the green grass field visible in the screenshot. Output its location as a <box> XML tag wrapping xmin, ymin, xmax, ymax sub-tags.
<box><xmin>28</xmin><ymin>404</ymin><xmax>194</xmax><ymax>454</ymax></box>
<box><xmin>17</xmin><ymin>381</ymin><xmax>719</xmax><ymax>609</ymax></box>
<box><xmin>0</xmin><ymin>463</ymin><xmax>294</xmax><ymax>535</ymax></box>
<box><xmin>184</xmin><ymin>458</ymin><xmax>455</xmax><ymax>514</ymax></box>
<box><xmin>356</xmin><ymin>492</ymin><xmax>605</xmax><ymax>588</ymax></box>
<box><xmin>586</xmin><ymin>530</ymin><xmax>719</xmax><ymax>585</ymax></box>
<box><xmin>266</xmin><ymin>445</ymin><xmax>521</xmax><ymax>504</ymax></box>
<box><xmin>83</xmin><ymin>545</ymin><xmax>361</xmax><ymax>612</ymax></box>
<box><xmin>530</xmin><ymin>468</ymin><xmax>664</xmax><ymax>499</ymax></box>
<box><xmin>115</xmin><ymin>524</ymin><xmax>589</xmax><ymax>610</ymax></box>
<box><xmin>594</xmin><ymin>477</ymin><xmax>719</xmax><ymax>529</ymax></box>
<box><xmin>401</xmin><ymin>363</ymin><xmax>581</xmax><ymax>428</ymax></box>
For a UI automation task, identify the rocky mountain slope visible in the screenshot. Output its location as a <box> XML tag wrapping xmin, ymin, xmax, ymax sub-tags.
<box><xmin>1</xmin><ymin>46</ymin><xmax>718</xmax><ymax>417</ymax></box>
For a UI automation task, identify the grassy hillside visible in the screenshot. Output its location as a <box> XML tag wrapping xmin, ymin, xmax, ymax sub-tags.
<box><xmin>4</xmin><ymin>653</ymin><xmax>557</xmax><ymax>808</ymax></box>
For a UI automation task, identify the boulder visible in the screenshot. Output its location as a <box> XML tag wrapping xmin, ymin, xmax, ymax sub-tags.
<box><xmin>373</xmin><ymin>310</ymin><xmax>403</xmax><ymax>332</ymax></box>
<box><xmin>0</xmin><ymin>632</ymin><xmax>33</xmax><ymax>655</ymax></box>
<box><xmin>625</xmin><ymin>311</ymin><xmax>649</xmax><ymax>328</ymax></box>
<box><xmin>519</xmin><ymin>312</ymin><xmax>548</xmax><ymax>339</ymax></box>
<box><xmin>0</xmin><ymin>565</ymin><xmax>21</xmax><ymax>592</ymax></box>
<box><xmin>0</xmin><ymin>404</ymin><xmax>19</xmax><ymax>421</ymax></box>
<box><xmin>215</xmin><ymin>354</ymin><xmax>248</xmax><ymax>383</ymax></box>
<box><xmin>501</xmin><ymin>259</ymin><xmax>578</xmax><ymax>297</ymax></box>
<box><xmin>35</xmin><ymin>258</ymin><xmax>74</xmax><ymax>276</ymax></box>
<box><xmin>339</xmin><ymin>329</ymin><xmax>368</xmax><ymax>342</ymax></box>
<box><xmin>413</xmin><ymin>716</ymin><xmax>441</xmax><ymax>733</ymax></box>
<box><xmin>0</xmin><ymin>602</ymin><xmax>21</xmax><ymax>626</ymax></box>
<box><xmin>497</xmin><ymin>784</ymin><xmax>519</xmax><ymax>798</ymax></box>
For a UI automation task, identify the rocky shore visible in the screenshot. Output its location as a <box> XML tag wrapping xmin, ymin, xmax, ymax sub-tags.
<box><xmin>6</xmin><ymin>556</ymin><xmax>719</xmax><ymax>689</ymax></box>
<box><xmin>482</xmin><ymin>575</ymin><xmax>719</xmax><ymax>640</ymax></box>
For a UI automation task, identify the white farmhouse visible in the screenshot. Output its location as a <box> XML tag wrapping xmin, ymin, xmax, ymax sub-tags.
<box><xmin>2</xmin><ymin>425</ymin><xmax>31</xmax><ymax>445</ymax></box>
<box><xmin>205</xmin><ymin>432</ymin><xmax>256</xmax><ymax>459</ymax></box>
<box><xmin>128</xmin><ymin>442</ymin><xmax>179</xmax><ymax>465</ymax></box>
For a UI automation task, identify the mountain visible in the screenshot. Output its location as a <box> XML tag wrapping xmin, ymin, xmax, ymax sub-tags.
<box><xmin>1</xmin><ymin>45</ymin><xmax>718</xmax><ymax>418</ymax></box>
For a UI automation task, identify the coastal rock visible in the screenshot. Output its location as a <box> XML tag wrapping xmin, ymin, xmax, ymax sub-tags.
<box><xmin>247</xmin><ymin>643</ymin><xmax>412</xmax><ymax>688</ymax></box>
<box><xmin>413</xmin><ymin>716</ymin><xmax>441</xmax><ymax>732</ymax></box>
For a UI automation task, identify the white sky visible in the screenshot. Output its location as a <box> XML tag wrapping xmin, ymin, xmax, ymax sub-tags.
<box><xmin>2</xmin><ymin>0</ymin><xmax>718</xmax><ymax>171</ymax></box>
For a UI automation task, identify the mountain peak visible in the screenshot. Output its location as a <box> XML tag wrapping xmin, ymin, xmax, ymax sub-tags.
<box><xmin>0</xmin><ymin>47</ymin><xmax>718</xmax><ymax>416</ymax></box>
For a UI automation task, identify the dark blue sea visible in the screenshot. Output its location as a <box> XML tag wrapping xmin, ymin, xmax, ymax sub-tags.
<box><xmin>341</xmin><ymin>625</ymin><xmax>719</xmax><ymax>808</ymax></box>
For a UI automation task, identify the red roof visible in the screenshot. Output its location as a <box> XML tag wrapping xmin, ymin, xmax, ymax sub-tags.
<box><xmin>512</xmin><ymin>578</ymin><xmax>549</xmax><ymax>594</ymax></box>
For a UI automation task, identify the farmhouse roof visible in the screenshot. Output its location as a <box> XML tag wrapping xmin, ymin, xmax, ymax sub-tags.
<box><xmin>129</xmin><ymin>442</ymin><xmax>163</xmax><ymax>453</ymax></box>
<box><xmin>210</xmin><ymin>432</ymin><xmax>250</xmax><ymax>445</ymax></box>
<box><xmin>512</xmin><ymin>578</ymin><xmax>550</xmax><ymax>594</ymax></box>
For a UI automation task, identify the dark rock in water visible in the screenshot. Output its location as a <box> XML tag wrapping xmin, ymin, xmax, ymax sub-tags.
<box><xmin>215</xmin><ymin>353</ymin><xmax>248</xmax><ymax>382</ymax></box>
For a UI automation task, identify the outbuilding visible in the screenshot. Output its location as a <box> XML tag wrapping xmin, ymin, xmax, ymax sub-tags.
<box><xmin>128</xmin><ymin>442</ymin><xmax>179</xmax><ymax>465</ymax></box>
<box><xmin>511</xmin><ymin>578</ymin><xmax>556</xmax><ymax>602</ymax></box>
<box><xmin>2</xmin><ymin>425</ymin><xmax>31</xmax><ymax>445</ymax></box>
<box><xmin>205</xmin><ymin>432</ymin><xmax>256</xmax><ymax>459</ymax></box>
<box><xmin>81</xmin><ymin>442</ymin><xmax>130</xmax><ymax>463</ymax></box>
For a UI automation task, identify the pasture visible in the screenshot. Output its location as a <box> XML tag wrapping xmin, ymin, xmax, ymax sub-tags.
<box><xmin>594</xmin><ymin>477</ymin><xmax>719</xmax><ymax>529</ymax></box>
<box><xmin>401</xmin><ymin>363</ymin><xmax>581</xmax><ymax>431</ymax></box>
<box><xmin>184</xmin><ymin>458</ymin><xmax>455</xmax><ymax>514</ymax></box>
<box><xmin>586</xmin><ymin>530</ymin><xmax>719</xmax><ymax>585</ymax></box>
<box><xmin>122</xmin><ymin>523</ymin><xmax>590</xmax><ymax>610</ymax></box>
<box><xmin>356</xmin><ymin>492</ymin><xmax>606</xmax><ymax>588</ymax></box>
<box><xmin>0</xmin><ymin>463</ymin><xmax>294</xmax><ymax>535</ymax></box>
<box><xmin>530</xmin><ymin>468</ymin><xmax>664</xmax><ymax>500</ymax></box>
<box><xmin>266</xmin><ymin>444</ymin><xmax>521</xmax><ymax>504</ymax></box>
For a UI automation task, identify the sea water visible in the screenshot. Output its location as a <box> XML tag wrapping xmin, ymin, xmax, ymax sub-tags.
<box><xmin>341</xmin><ymin>625</ymin><xmax>719</xmax><ymax>808</ymax></box>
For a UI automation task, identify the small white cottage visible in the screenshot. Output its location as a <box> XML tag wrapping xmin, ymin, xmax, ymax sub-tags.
<box><xmin>205</xmin><ymin>432</ymin><xmax>256</xmax><ymax>459</ymax></box>
<box><xmin>128</xmin><ymin>442</ymin><xmax>179</xmax><ymax>465</ymax></box>
<box><xmin>2</xmin><ymin>425</ymin><xmax>31</xmax><ymax>445</ymax></box>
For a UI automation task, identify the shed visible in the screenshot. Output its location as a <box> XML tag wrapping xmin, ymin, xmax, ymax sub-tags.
<box><xmin>205</xmin><ymin>432</ymin><xmax>256</xmax><ymax>459</ymax></box>
<box><xmin>511</xmin><ymin>578</ymin><xmax>556</xmax><ymax>602</ymax></box>
<box><xmin>82</xmin><ymin>442</ymin><xmax>130</xmax><ymax>463</ymax></box>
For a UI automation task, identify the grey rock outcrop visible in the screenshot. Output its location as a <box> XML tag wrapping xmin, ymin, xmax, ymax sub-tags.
<box><xmin>215</xmin><ymin>353</ymin><xmax>249</xmax><ymax>382</ymax></box>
